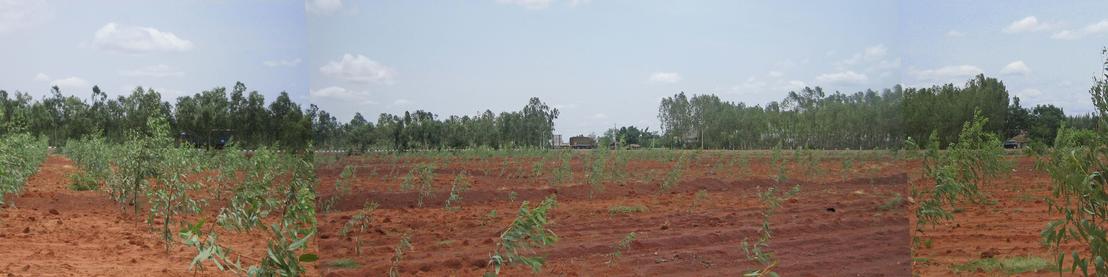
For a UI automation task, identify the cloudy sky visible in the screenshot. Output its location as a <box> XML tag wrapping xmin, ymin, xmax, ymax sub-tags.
<box><xmin>0</xmin><ymin>0</ymin><xmax>308</xmax><ymax>103</ymax></box>
<box><xmin>307</xmin><ymin>0</ymin><xmax>1108</xmax><ymax>136</ymax></box>
<box><xmin>900</xmin><ymin>0</ymin><xmax>1108</xmax><ymax>115</ymax></box>
<box><xmin>306</xmin><ymin>0</ymin><xmax>902</xmax><ymax>136</ymax></box>
<box><xmin>4</xmin><ymin>1</ymin><xmax>1104</xmax><ymax>137</ymax></box>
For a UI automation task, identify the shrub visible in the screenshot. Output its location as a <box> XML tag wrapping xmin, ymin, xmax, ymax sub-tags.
<box><xmin>486</xmin><ymin>196</ymin><xmax>558</xmax><ymax>276</ymax></box>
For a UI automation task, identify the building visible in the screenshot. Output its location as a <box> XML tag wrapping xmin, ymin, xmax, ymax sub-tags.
<box><xmin>551</xmin><ymin>134</ymin><xmax>566</xmax><ymax>148</ymax></box>
<box><xmin>569</xmin><ymin>135</ymin><xmax>596</xmax><ymax>149</ymax></box>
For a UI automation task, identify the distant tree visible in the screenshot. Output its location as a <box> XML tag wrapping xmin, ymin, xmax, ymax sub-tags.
<box><xmin>1030</xmin><ymin>104</ymin><xmax>1065</xmax><ymax>145</ymax></box>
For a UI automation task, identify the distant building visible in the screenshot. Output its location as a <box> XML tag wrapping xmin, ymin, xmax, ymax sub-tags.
<box><xmin>570</xmin><ymin>135</ymin><xmax>596</xmax><ymax>149</ymax></box>
<box><xmin>1005</xmin><ymin>132</ymin><xmax>1030</xmax><ymax>149</ymax></box>
<box><xmin>551</xmin><ymin>134</ymin><xmax>565</xmax><ymax>147</ymax></box>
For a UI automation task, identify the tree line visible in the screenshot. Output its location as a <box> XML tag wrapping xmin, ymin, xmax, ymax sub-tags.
<box><xmin>2</xmin><ymin>75</ymin><xmax>1092</xmax><ymax>152</ymax></box>
<box><xmin>0</xmin><ymin>82</ymin><xmax>312</xmax><ymax>150</ymax></box>
<box><xmin>310</xmin><ymin>97</ymin><xmax>559</xmax><ymax>151</ymax></box>
<box><xmin>657</xmin><ymin>74</ymin><xmax>1094</xmax><ymax>149</ymax></box>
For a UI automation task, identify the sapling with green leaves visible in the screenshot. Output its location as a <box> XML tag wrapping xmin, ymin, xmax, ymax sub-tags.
<box><xmin>400</xmin><ymin>167</ymin><xmax>415</xmax><ymax>191</ymax></box>
<box><xmin>587</xmin><ymin>150</ymin><xmax>607</xmax><ymax>198</ymax></box>
<box><xmin>323</xmin><ymin>165</ymin><xmax>356</xmax><ymax>212</ymax></box>
<box><xmin>1041</xmin><ymin>48</ymin><xmax>1108</xmax><ymax>276</ymax></box>
<box><xmin>607</xmin><ymin>232</ymin><xmax>638</xmax><ymax>264</ymax></box>
<box><xmin>742</xmin><ymin>185</ymin><xmax>800</xmax><ymax>277</ymax></box>
<box><xmin>416</xmin><ymin>163</ymin><xmax>436</xmax><ymax>207</ymax></box>
<box><xmin>660</xmin><ymin>153</ymin><xmax>689</xmax><ymax>191</ymax></box>
<box><xmin>0</xmin><ymin>133</ymin><xmax>48</xmax><ymax>207</ymax></box>
<box><xmin>217</xmin><ymin>147</ymin><xmax>284</xmax><ymax>231</ymax></box>
<box><xmin>148</xmin><ymin>145</ymin><xmax>205</xmax><ymax>251</ymax></box>
<box><xmin>341</xmin><ymin>201</ymin><xmax>379</xmax><ymax>238</ymax></box>
<box><xmin>486</xmin><ymin>196</ymin><xmax>558</xmax><ymax>276</ymax></box>
<box><xmin>445</xmin><ymin>171</ymin><xmax>471</xmax><ymax>211</ymax></box>
<box><xmin>771</xmin><ymin>142</ymin><xmax>787</xmax><ymax>183</ymax></box>
<box><xmin>915</xmin><ymin>110</ymin><xmax>1008</xmax><ymax>230</ymax></box>
<box><xmin>388</xmin><ymin>233</ymin><xmax>413</xmax><ymax>277</ymax></box>
<box><xmin>841</xmin><ymin>155</ymin><xmax>855</xmax><ymax>182</ymax></box>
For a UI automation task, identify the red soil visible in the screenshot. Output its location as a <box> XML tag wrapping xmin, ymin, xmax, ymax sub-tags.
<box><xmin>909</xmin><ymin>156</ymin><xmax>1083</xmax><ymax>276</ymax></box>
<box><xmin>316</xmin><ymin>152</ymin><xmax>911</xmax><ymax>276</ymax></box>
<box><xmin>0</xmin><ymin>155</ymin><xmax>313</xmax><ymax>276</ymax></box>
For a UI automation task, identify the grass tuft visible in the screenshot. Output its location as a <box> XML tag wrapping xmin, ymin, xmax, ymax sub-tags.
<box><xmin>951</xmin><ymin>256</ymin><xmax>1058</xmax><ymax>274</ymax></box>
<box><xmin>877</xmin><ymin>193</ymin><xmax>904</xmax><ymax>211</ymax></box>
<box><xmin>608</xmin><ymin>205</ymin><xmax>648</xmax><ymax>216</ymax></box>
<box><xmin>328</xmin><ymin>258</ymin><xmax>361</xmax><ymax>269</ymax></box>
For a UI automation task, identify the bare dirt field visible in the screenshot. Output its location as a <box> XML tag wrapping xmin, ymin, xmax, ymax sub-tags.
<box><xmin>909</xmin><ymin>156</ymin><xmax>1081</xmax><ymax>276</ymax></box>
<box><xmin>316</xmin><ymin>151</ymin><xmax>911</xmax><ymax>276</ymax></box>
<box><xmin>0</xmin><ymin>155</ymin><xmax>310</xmax><ymax>277</ymax></box>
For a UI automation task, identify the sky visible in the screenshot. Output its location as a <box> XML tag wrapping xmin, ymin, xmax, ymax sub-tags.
<box><xmin>306</xmin><ymin>0</ymin><xmax>902</xmax><ymax>136</ymax></box>
<box><xmin>0</xmin><ymin>0</ymin><xmax>308</xmax><ymax>104</ymax></box>
<box><xmin>4</xmin><ymin>1</ymin><xmax>1104</xmax><ymax>137</ymax></box>
<box><xmin>899</xmin><ymin>0</ymin><xmax>1108</xmax><ymax>116</ymax></box>
<box><xmin>306</xmin><ymin>0</ymin><xmax>1108</xmax><ymax>137</ymax></box>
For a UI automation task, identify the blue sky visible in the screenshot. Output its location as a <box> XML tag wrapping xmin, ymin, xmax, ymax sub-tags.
<box><xmin>3</xmin><ymin>1</ymin><xmax>1103</xmax><ymax>137</ymax></box>
<box><xmin>0</xmin><ymin>0</ymin><xmax>308</xmax><ymax>104</ymax></box>
<box><xmin>307</xmin><ymin>0</ymin><xmax>1108</xmax><ymax>136</ymax></box>
<box><xmin>306</xmin><ymin>0</ymin><xmax>901</xmax><ymax>136</ymax></box>
<box><xmin>899</xmin><ymin>0</ymin><xmax>1108</xmax><ymax>116</ymax></box>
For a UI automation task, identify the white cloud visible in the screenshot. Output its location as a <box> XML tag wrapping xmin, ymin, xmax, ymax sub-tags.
<box><xmin>497</xmin><ymin>0</ymin><xmax>554</xmax><ymax>9</ymax></box>
<box><xmin>119</xmin><ymin>64</ymin><xmax>184</xmax><ymax>78</ymax></box>
<box><xmin>870</xmin><ymin>58</ymin><xmax>902</xmax><ymax>72</ymax></box>
<box><xmin>862</xmin><ymin>44</ymin><xmax>887</xmax><ymax>62</ymax></box>
<box><xmin>946</xmin><ymin>30</ymin><xmax>966</xmax><ymax>37</ymax></box>
<box><xmin>1051</xmin><ymin>30</ymin><xmax>1080</xmax><ymax>40</ymax></box>
<box><xmin>1016</xmin><ymin>88</ymin><xmax>1043</xmax><ymax>98</ymax></box>
<box><xmin>309</xmin><ymin>86</ymin><xmax>376</xmax><ymax>104</ymax></box>
<box><xmin>320</xmin><ymin>54</ymin><xmax>396</xmax><ymax>84</ymax></box>
<box><xmin>999</xmin><ymin>60</ymin><xmax>1032</xmax><ymax>76</ymax></box>
<box><xmin>33</xmin><ymin>73</ymin><xmax>49</xmax><ymax>82</ymax></box>
<box><xmin>1051</xmin><ymin>20</ymin><xmax>1108</xmax><ymax>40</ymax></box>
<box><xmin>592</xmin><ymin>113</ymin><xmax>608</xmax><ymax>119</ymax></box>
<box><xmin>553</xmin><ymin>103</ymin><xmax>578</xmax><ymax>110</ymax></box>
<box><xmin>50</xmin><ymin>77</ymin><xmax>90</xmax><ymax>92</ymax></box>
<box><xmin>815</xmin><ymin>71</ymin><xmax>868</xmax><ymax>85</ymax></box>
<box><xmin>1003</xmin><ymin>16</ymin><xmax>1057</xmax><ymax>33</ymax></box>
<box><xmin>731</xmin><ymin>71</ymin><xmax>806</xmax><ymax>95</ymax></box>
<box><xmin>305</xmin><ymin>0</ymin><xmax>343</xmax><ymax>15</ymax></box>
<box><xmin>567</xmin><ymin>0</ymin><xmax>591</xmax><ymax>7</ymax></box>
<box><xmin>648</xmin><ymin>72</ymin><xmax>682</xmax><ymax>83</ymax></box>
<box><xmin>784</xmin><ymin>80</ymin><xmax>807</xmax><ymax>90</ymax></box>
<box><xmin>91</xmin><ymin>22</ymin><xmax>194</xmax><ymax>54</ymax></box>
<box><xmin>392</xmin><ymin>99</ymin><xmax>411</xmax><ymax>106</ymax></box>
<box><xmin>909</xmin><ymin>65</ymin><xmax>983</xmax><ymax>81</ymax></box>
<box><xmin>839</xmin><ymin>45</ymin><xmax>885</xmax><ymax>66</ymax></box>
<box><xmin>0</xmin><ymin>0</ymin><xmax>52</xmax><ymax>34</ymax></box>
<box><xmin>264</xmin><ymin>58</ymin><xmax>302</xmax><ymax>67</ymax></box>
<box><xmin>836</xmin><ymin>44</ymin><xmax>898</xmax><ymax>75</ymax></box>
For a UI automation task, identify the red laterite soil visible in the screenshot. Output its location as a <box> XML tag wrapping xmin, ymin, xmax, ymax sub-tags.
<box><xmin>316</xmin><ymin>151</ymin><xmax>910</xmax><ymax>276</ymax></box>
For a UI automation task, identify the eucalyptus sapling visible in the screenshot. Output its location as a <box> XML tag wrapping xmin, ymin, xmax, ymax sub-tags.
<box><xmin>444</xmin><ymin>171</ymin><xmax>471</xmax><ymax>211</ymax></box>
<box><xmin>607</xmin><ymin>232</ymin><xmax>638</xmax><ymax>264</ymax></box>
<box><xmin>741</xmin><ymin>185</ymin><xmax>800</xmax><ymax>277</ymax></box>
<box><xmin>486</xmin><ymin>196</ymin><xmax>558</xmax><ymax>276</ymax></box>
<box><xmin>389</xmin><ymin>233</ymin><xmax>414</xmax><ymax>277</ymax></box>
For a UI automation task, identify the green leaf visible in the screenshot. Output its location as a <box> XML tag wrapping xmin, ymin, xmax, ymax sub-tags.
<box><xmin>299</xmin><ymin>253</ymin><xmax>319</xmax><ymax>262</ymax></box>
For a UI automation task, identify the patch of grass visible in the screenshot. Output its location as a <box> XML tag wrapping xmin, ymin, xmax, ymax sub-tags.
<box><xmin>877</xmin><ymin>193</ymin><xmax>904</xmax><ymax>211</ymax></box>
<box><xmin>951</xmin><ymin>256</ymin><xmax>1058</xmax><ymax>274</ymax></box>
<box><xmin>328</xmin><ymin>259</ymin><xmax>361</xmax><ymax>269</ymax></box>
<box><xmin>912</xmin><ymin>257</ymin><xmax>930</xmax><ymax>263</ymax></box>
<box><xmin>608</xmin><ymin>205</ymin><xmax>648</xmax><ymax>216</ymax></box>
<box><xmin>67</xmin><ymin>173</ymin><xmax>98</xmax><ymax>191</ymax></box>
